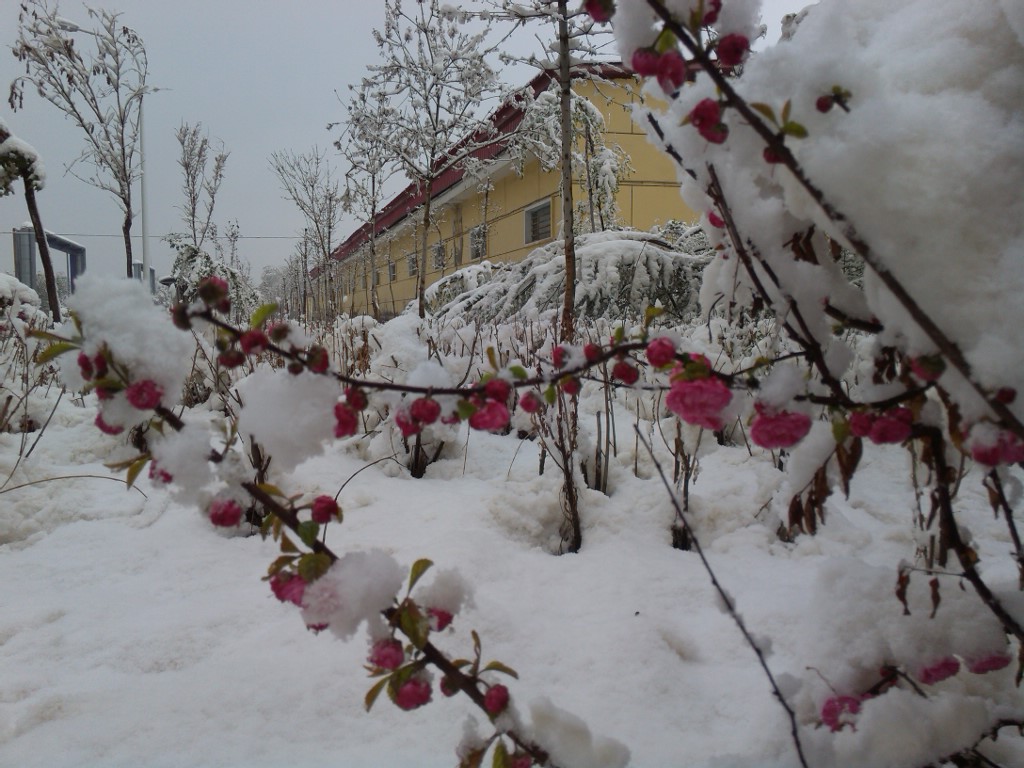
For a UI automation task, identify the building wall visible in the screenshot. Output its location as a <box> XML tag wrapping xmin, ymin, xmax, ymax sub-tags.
<box><xmin>334</xmin><ymin>76</ymin><xmax>695</xmax><ymax>318</ymax></box>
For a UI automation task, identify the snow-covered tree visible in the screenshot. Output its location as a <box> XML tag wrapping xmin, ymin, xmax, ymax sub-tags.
<box><xmin>173</xmin><ymin>121</ymin><xmax>228</xmax><ymax>251</ymax></box>
<box><xmin>269</xmin><ymin>147</ymin><xmax>342</xmax><ymax>322</ymax></box>
<box><xmin>9</xmin><ymin>1</ymin><xmax>150</xmax><ymax>279</ymax></box>
<box><xmin>333</xmin><ymin>80</ymin><xmax>401</xmax><ymax>320</ymax></box>
<box><xmin>0</xmin><ymin>117</ymin><xmax>59</xmax><ymax>323</ymax></box>
<box><xmin>365</xmin><ymin>0</ymin><xmax>505</xmax><ymax>318</ymax></box>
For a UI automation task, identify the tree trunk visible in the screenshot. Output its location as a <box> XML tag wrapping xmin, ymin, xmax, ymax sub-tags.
<box><xmin>22</xmin><ymin>178</ymin><xmax>61</xmax><ymax>324</ymax></box>
<box><xmin>122</xmin><ymin>212</ymin><xmax>134</xmax><ymax>279</ymax></box>
<box><xmin>417</xmin><ymin>181</ymin><xmax>433</xmax><ymax>319</ymax></box>
<box><xmin>557</xmin><ymin>0</ymin><xmax>577</xmax><ymax>343</ymax></box>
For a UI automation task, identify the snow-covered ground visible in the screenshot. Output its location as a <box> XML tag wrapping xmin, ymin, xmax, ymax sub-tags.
<box><xmin>1</xmin><ymin>355</ymin><xmax>1021</xmax><ymax>767</ymax></box>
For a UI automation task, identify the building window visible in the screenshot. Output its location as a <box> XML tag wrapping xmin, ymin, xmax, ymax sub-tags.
<box><xmin>373</xmin><ymin>270</ymin><xmax>380</xmax><ymax>286</ymax></box>
<box><xmin>360</xmin><ymin>272</ymin><xmax>368</xmax><ymax>290</ymax></box>
<box><xmin>525</xmin><ymin>200</ymin><xmax>551</xmax><ymax>243</ymax></box>
<box><xmin>407</xmin><ymin>253</ymin><xmax>418</xmax><ymax>276</ymax></box>
<box><xmin>387</xmin><ymin>260</ymin><xmax>396</xmax><ymax>282</ymax></box>
<box><xmin>432</xmin><ymin>242</ymin><xmax>446</xmax><ymax>270</ymax></box>
<box><xmin>470</xmin><ymin>225</ymin><xmax>487</xmax><ymax>260</ymax></box>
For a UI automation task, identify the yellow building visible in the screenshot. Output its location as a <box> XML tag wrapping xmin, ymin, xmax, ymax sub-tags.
<box><xmin>329</xmin><ymin>64</ymin><xmax>694</xmax><ymax>318</ymax></box>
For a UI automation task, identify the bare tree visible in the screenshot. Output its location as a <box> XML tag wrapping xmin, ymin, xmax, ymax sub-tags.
<box><xmin>174</xmin><ymin>121</ymin><xmax>228</xmax><ymax>251</ymax></box>
<box><xmin>9</xmin><ymin>1</ymin><xmax>150</xmax><ymax>279</ymax></box>
<box><xmin>0</xmin><ymin>118</ymin><xmax>60</xmax><ymax>322</ymax></box>
<box><xmin>269</xmin><ymin>147</ymin><xmax>342</xmax><ymax>321</ymax></box>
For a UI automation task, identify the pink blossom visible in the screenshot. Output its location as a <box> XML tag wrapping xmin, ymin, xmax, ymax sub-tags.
<box><xmin>560</xmin><ymin>377</ymin><xmax>581</xmax><ymax>396</ymax></box>
<box><xmin>306</xmin><ymin>345</ymin><xmax>329</xmax><ymax>374</ymax></box>
<box><xmin>428</xmin><ymin>607</ymin><xmax>453</xmax><ymax>631</ymax></box>
<box><xmin>239</xmin><ymin>329</ymin><xmax>269</xmax><ymax>355</ymax></box>
<box><xmin>716</xmin><ymin>34</ymin><xmax>749</xmax><ymax>67</ymax></box>
<box><xmin>345</xmin><ymin>386</ymin><xmax>368</xmax><ymax>411</ymax></box>
<box><xmin>646</xmin><ymin>337</ymin><xmax>676</xmax><ymax>369</ymax></box>
<box><xmin>816</xmin><ymin>95</ymin><xmax>835</xmax><ymax>113</ymax></box>
<box><xmin>440</xmin><ymin>676</ymin><xmax>459</xmax><ymax>697</ymax></box>
<box><xmin>310</xmin><ymin>495</ymin><xmax>339</xmax><ymax>524</ymax></box>
<box><xmin>630</xmin><ymin>47</ymin><xmax>661</xmax><ymax>77</ymax></box>
<box><xmin>368</xmin><ymin>638</ymin><xmax>405</xmax><ymax>670</ymax></box>
<box><xmin>552</xmin><ymin>345</ymin><xmax>567</xmax><ymax>368</ymax></box>
<box><xmin>970</xmin><ymin>429</ymin><xmax>1024</xmax><ymax>466</ymax></box>
<box><xmin>519</xmin><ymin>391</ymin><xmax>543</xmax><ymax>414</ymax></box>
<box><xmin>582</xmin><ymin>0</ymin><xmax>614</xmax><ymax>23</ymax></box>
<box><xmin>656</xmin><ymin>49</ymin><xmax>688</xmax><ymax>93</ymax></box>
<box><xmin>510</xmin><ymin>757</ymin><xmax>532</xmax><ymax>768</ymax></box>
<box><xmin>125</xmin><ymin>379</ymin><xmax>163</xmax><ymax>410</ymax></box>
<box><xmin>395</xmin><ymin>677</ymin><xmax>432</xmax><ymax>711</ymax></box>
<box><xmin>707</xmin><ymin>211</ymin><xmax>725</xmax><ymax>228</ymax></box>
<box><xmin>469</xmin><ymin>400</ymin><xmax>510</xmax><ymax>432</ymax></box>
<box><xmin>703</xmin><ymin>0</ymin><xmax>722</xmax><ymax>24</ymax></box>
<box><xmin>148</xmin><ymin>461</ymin><xmax>173</xmax><ymax>485</ymax></box>
<box><xmin>394</xmin><ymin>409</ymin><xmax>421</xmax><ymax>438</ymax></box>
<box><xmin>95</xmin><ymin>413</ymin><xmax>124</xmax><ymax>435</ymax></box>
<box><xmin>612</xmin><ymin>360</ymin><xmax>640</xmax><ymax>385</ymax></box>
<box><xmin>218</xmin><ymin>348</ymin><xmax>246</xmax><ymax>369</ymax></box>
<box><xmin>209</xmin><ymin>497</ymin><xmax>243</xmax><ymax>527</ymax></box>
<box><xmin>334</xmin><ymin>402</ymin><xmax>359</xmax><ymax>438</ymax></box>
<box><xmin>763</xmin><ymin>146</ymin><xmax>784</xmax><ymax>164</ymax></box>
<box><xmin>95</xmin><ymin>386</ymin><xmax>115</xmax><ymax>401</ymax></box>
<box><xmin>77</xmin><ymin>351</ymin><xmax>94</xmax><ymax>380</ymax></box>
<box><xmin>750</xmin><ymin>406</ymin><xmax>812</xmax><ymax>449</ymax></box>
<box><xmin>689</xmin><ymin>98</ymin><xmax>728</xmax><ymax>144</ymax></box>
<box><xmin>484</xmin><ymin>683</ymin><xmax>510</xmax><ymax>715</ymax></box>
<box><xmin>409</xmin><ymin>397</ymin><xmax>442</xmax><ymax>425</ymax></box>
<box><xmin>583</xmin><ymin>343</ymin><xmax>601</xmax><ymax>362</ymax></box>
<box><xmin>848</xmin><ymin>411</ymin><xmax>875</xmax><ymax>437</ymax></box>
<box><xmin>820</xmin><ymin>695</ymin><xmax>861</xmax><ymax>732</ymax></box>
<box><xmin>916</xmin><ymin>656</ymin><xmax>960</xmax><ymax>685</ymax></box>
<box><xmin>483</xmin><ymin>378</ymin><xmax>512</xmax><ymax>403</ymax></box>
<box><xmin>868</xmin><ymin>407</ymin><xmax>913</xmax><ymax>444</ymax></box>
<box><xmin>666</xmin><ymin>377</ymin><xmax>732</xmax><ymax>430</ymax></box>
<box><xmin>996</xmin><ymin>387</ymin><xmax>1017</xmax><ymax>404</ymax></box>
<box><xmin>269</xmin><ymin>572</ymin><xmax>306</xmax><ymax>606</ymax></box>
<box><xmin>197</xmin><ymin>275</ymin><xmax>231</xmax><ymax>313</ymax></box>
<box><xmin>966</xmin><ymin>652</ymin><xmax>1012</xmax><ymax>674</ymax></box>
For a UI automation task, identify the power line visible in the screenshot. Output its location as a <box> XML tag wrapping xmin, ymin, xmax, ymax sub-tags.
<box><xmin>13</xmin><ymin>232</ymin><xmax>303</xmax><ymax>240</ymax></box>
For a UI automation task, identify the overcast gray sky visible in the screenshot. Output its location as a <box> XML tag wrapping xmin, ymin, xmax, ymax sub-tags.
<box><xmin>0</xmin><ymin>0</ymin><xmax>804</xmax><ymax>285</ymax></box>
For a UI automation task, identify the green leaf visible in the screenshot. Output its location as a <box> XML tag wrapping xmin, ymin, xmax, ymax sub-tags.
<box><xmin>36</xmin><ymin>341</ymin><xmax>78</xmax><ymax>364</ymax></box>
<box><xmin>644</xmin><ymin>305</ymin><xmax>665</xmax><ymax>328</ymax></box>
<box><xmin>249</xmin><ymin>302</ymin><xmax>279</xmax><ymax>330</ymax></box>
<box><xmin>491</xmin><ymin>740</ymin><xmax>510</xmax><ymax>768</ymax></box>
<box><xmin>543</xmin><ymin>385</ymin><xmax>557</xmax><ymax>406</ymax></box>
<box><xmin>407</xmin><ymin>558</ymin><xmax>433</xmax><ymax>593</ymax></box>
<box><xmin>398</xmin><ymin>603</ymin><xmax>430</xmax><ymax>649</ymax></box>
<box><xmin>482</xmin><ymin>660</ymin><xmax>519</xmax><ymax>679</ymax></box>
<box><xmin>364</xmin><ymin>676</ymin><xmax>390</xmax><ymax>712</ymax></box>
<box><xmin>297</xmin><ymin>552</ymin><xmax>332</xmax><ymax>583</ymax></box>
<box><xmin>297</xmin><ymin>521</ymin><xmax>320</xmax><ymax>548</ymax></box>
<box><xmin>749</xmin><ymin>102</ymin><xmax>778</xmax><ymax>125</ymax></box>
<box><xmin>653</xmin><ymin>27</ymin><xmax>677</xmax><ymax>54</ymax></box>
<box><xmin>782</xmin><ymin>121</ymin><xmax>808</xmax><ymax>139</ymax></box>
<box><xmin>27</xmin><ymin>329</ymin><xmax>73</xmax><ymax>343</ymax></box>
<box><xmin>781</xmin><ymin>98</ymin><xmax>792</xmax><ymax>124</ymax></box>
<box><xmin>257</xmin><ymin>482</ymin><xmax>285</xmax><ymax>498</ymax></box>
<box><xmin>507</xmin><ymin>365</ymin><xmax>528</xmax><ymax>380</ymax></box>
<box><xmin>124</xmin><ymin>456</ymin><xmax>149</xmax><ymax>490</ymax></box>
<box><xmin>456</xmin><ymin>399</ymin><xmax>478</xmax><ymax>420</ymax></box>
<box><xmin>266</xmin><ymin>554</ymin><xmax>298</xmax><ymax>576</ymax></box>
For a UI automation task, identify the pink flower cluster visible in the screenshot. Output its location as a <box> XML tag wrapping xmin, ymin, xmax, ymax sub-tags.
<box><xmin>750</xmin><ymin>404</ymin><xmax>811</xmax><ymax>450</ymax></box>
<box><xmin>395</xmin><ymin>676</ymin><xmax>432</xmax><ymax>711</ymax></box>
<box><xmin>689</xmin><ymin>98</ymin><xmax>728</xmax><ymax>144</ymax></box>
<box><xmin>969</xmin><ymin>428</ymin><xmax>1024</xmax><ymax>467</ymax></box>
<box><xmin>848</xmin><ymin>407</ymin><xmax>913</xmax><ymax>445</ymax></box>
<box><xmin>310</xmin><ymin>495</ymin><xmax>339</xmax><ymax>524</ymax></box>
<box><xmin>77</xmin><ymin>350</ymin><xmax>109</xmax><ymax>382</ymax></box>
<box><xmin>820</xmin><ymin>695</ymin><xmax>861</xmax><ymax>732</ymax></box>
<box><xmin>468</xmin><ymin>378</ymin><xmax>512</xmax><ymax>433</ymax></box>
<box><xmin>335</xmin><ymin>387</ymin><xmax>367</xmax><ymax>438</ymax></box>
<box><xmin>396</xmin><ymin>396</ymin><xmax>442</xmax><ymax>437</ymax></box>
<box><xmin>630</xmin><ymin>48</ymin><xmax>688</xmax><ymax>93</ymax></box>
<box><xmin>715</xmin><ymin>34</ymin><xmax>749</xmax><ymax>68</ymax></box>
<box><xmin>582</xmin><ymin>0</ymin><xmax>614</xmax><ymax>23</ymax></box>
<box><xmin>367</xmin><ymin>637</ymin><xmax>404</xmax><ymax>671</ymax></box>
<box><xmin>666</xmin><ymin>364</ymin><xmax>732</xmax><ymax>431</ymax></box>
<box><xmin>484</xmin><ymin>683</ymin><xmax>510</xmax><ymax>716</ymax></box>
<box><xmin>125</xmin><ymin>379</ymin><xmax>163</xmax><ymax>410</ymax></box>
<box><xmin>197</xmin><ymin>275</ymin><xmax>231</xmax><ymax>313</ymax></box>
<box><xmin>269</xmin><ymin>572</ymin><xmax>306</xmax><ymax>606</ymax></box>
<box><xmin>916</xmin><ymin>656</ymin><xmax>960</xmax><ymax>685</ymax></box>
<box><xmin>208</xmin><ymin>497</ymin><xmax>243</xmax><ymax>527</ymax></box>
<box><xmin>646</xmin><ymin>337</ymin><xmax>677</xmax><ymax>369</ymax></box>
